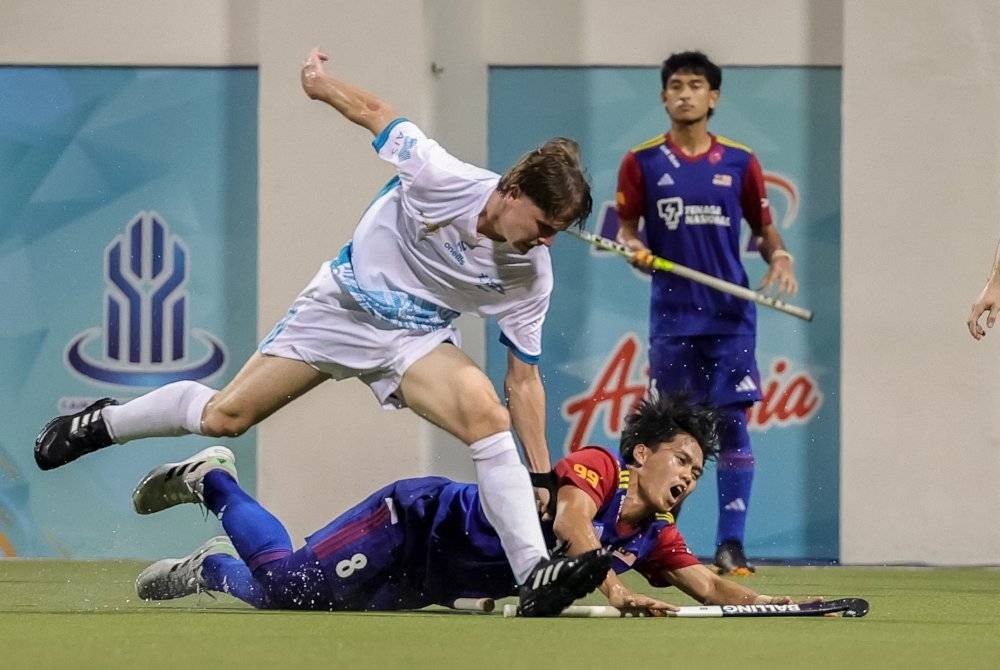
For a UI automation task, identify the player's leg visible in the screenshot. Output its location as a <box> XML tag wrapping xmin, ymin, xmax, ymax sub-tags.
<box><xmin>713</xmin><ymin>405</ymin><xmax>756</xmax><ymax>574</ymax></box>
<box><xmin>35</xmin><ymin>266</ymin><xmax>340</xmax><ymax>470</ymax></box>
<box><xmin>397</xmin><ymin>343</ymin><xmax>610</xmax><ymax>615</ymax></box>
<box><xmin>197</xmin><ymin>467</ymin><xmax>337</xmax><ymax>610</ymax></box>
<box><xmin>132</xmin><ymin>448</ymin><xmax>330</xmax><ymax>609</ymax></box>
<box><xmin>36</xmin><ymin>351</ymin><xmax>327</xmax><ymax>472</ymax></box>
<box><xmin>397</xmin><ymin>343</ymin><xmax>547</xmax><ymax>582</ymax></box>
<box><xmin>704</xmin><ymin>334</ymin><xmax>762</xmax><ymax>575</ymax></box>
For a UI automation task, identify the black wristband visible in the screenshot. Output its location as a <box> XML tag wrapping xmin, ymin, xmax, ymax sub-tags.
<box><xmin>529</xmin><ymin>470</ymin><xmax>557</xmax><ymax>488</ymax></box>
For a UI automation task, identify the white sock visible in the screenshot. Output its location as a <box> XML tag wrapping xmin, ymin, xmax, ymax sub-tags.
<box><xmin>470</xmin><ymin>431</ymin><xmax>548</xmax><ymax>584</ymax></box>
<box><xmin>102</xmin><ymin>381</ymin><xmax>216</xmax><ymax>444</ymax></box>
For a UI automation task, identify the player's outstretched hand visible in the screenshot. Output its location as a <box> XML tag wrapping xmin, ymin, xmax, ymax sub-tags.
<box><xmin>968</xmin><ymin>281</ymin><xmax>1000</xmax><ymax>340</ymax></box>
<box><xmin>301</xmin><ymin>47</ymin><xmax>330</xmax><ymax>99</ymax></box>
<box><xmin>758</xmin><ymin>255</ymin><xmax>798</xmax><ymax>297</ymax></box>
<box><xmin>610</xmin><ymin>588</ymin><xmax>678</xmax><ymax>615</ymax></box>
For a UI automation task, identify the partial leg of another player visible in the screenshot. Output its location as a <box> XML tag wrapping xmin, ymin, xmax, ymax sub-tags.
<box><xmin>133</xmin><ymin>447</ymin><xmax>332</xmax><ymax>609</ymax></box>
<box><xmin>398</xmin><ymin>344</ymin><xmax>547</xmax><ymax>579</ymax></box>
<box><xmin>397</xmin><ymin>343</ymin><xmax>609</xmax><ymax>616</ymax></box>
<box><xmin>35</xmin><ymin>352</ymin><xmax>328</xmax><ymax>470</ymax></box>
<box><xmin>714</xmin><ymin>406</ymin><xmax>756</xmax><ymax>575</ymax></box>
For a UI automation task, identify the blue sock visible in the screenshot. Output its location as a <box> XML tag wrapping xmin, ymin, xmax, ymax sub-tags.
<box><xmin>202</xmin><ymin>469</ymin><xmax>293</xmax><ymax>571</ymax></box>
<box><xmin>200</xmin><ymin>553</ymin><xmax>268</xmax><ymax>608</ymax></box>
<box><xmin>715</xmin><ymin>407</ymin><xmax>754</xmax><ymax>547</ymax></box>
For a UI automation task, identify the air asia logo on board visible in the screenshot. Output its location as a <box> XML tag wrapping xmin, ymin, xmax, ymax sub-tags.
<box><xmin>748</xmin><ymin>358</ymin><xmax>822</xmax><ymax>430</ymax></box>
<box><xmin>65</xmin><ymin>212</ymin><xmax>226</xmax><ymax>388</ymax></box>
<box><xmin>560</xmin><ymin>334</ymin><xmax>822</xmax><ymax>452</ymax></box>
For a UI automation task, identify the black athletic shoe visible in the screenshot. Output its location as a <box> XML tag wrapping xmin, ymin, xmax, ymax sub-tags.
<box><xmin>713</xmin><ymin>539</ymin><xmax>756</xmax><ymax>576</ymax></box>
<box><xmin>517</xmin><ymin>548</ymin><xmax>611</xmax><ymax>617</ymax></box>
<box><xmin>34</xmin><ymin>398</ymin><xmax>118</xmax><ymax>471</ymax></box>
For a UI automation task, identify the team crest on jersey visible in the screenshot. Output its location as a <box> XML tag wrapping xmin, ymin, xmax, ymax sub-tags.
<box><xmin>712</xmin><ymin>173</ymin><xmax>732</xmax><ymax>187</ymax></box>
<box><xmin>64</xmin><ymin>212</ymin><xmax>227</xmax><ymax>389</ymax></box>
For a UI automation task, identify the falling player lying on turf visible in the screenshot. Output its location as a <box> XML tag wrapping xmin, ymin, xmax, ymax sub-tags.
<box><xmin>133</xmin><ymin>393</ymin><xmax>801</xmax><ymax>612</ymax></box>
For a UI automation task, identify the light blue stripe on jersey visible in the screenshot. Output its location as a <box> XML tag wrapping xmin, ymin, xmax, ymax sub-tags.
<box><xmin>499</xmin><ymin>332</ymin><xmax>540</xmax><ymax>365</ymax></box>
<box><xmin>330</xmin><ymin>243</ymin><xmax>460</xmax><ymax>332</ymax></box>
<box><xmin>371</xmin><ymin>117</ymin><xmax>410</xmax><ymax>153</ymax></box>
<box><xmin>367</xmin><ymin>175</ymin><xmax>401</xmax><ymax>211</ymax></box>
<box><xmin>259</xmin><ymin>306</ymin><xmax>300</xmax><ymax>350</ymax></box>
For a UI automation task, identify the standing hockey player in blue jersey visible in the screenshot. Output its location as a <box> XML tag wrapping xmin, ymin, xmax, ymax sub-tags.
<box><xmin>615</xmin><ymin>52</ymin><xmax>801</xmax><ymax>574</ymax></box>
<box><xmin>133</xmin><ymin>393</ymin><xmax>799</xmax><ymax>613</ymax></box>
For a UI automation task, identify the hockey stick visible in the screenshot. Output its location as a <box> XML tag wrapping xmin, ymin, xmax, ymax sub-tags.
<box><xmin>450</xmin><ymin>598</ymin><xmax>495</xmax><ymax>613</ymax></box>
<box><xmin>565</xmin><ymin>228</ymin><xmax>813</xmax><ymax>322</ymax></box>
<box><xmin>502</xmin><ymin>598</ymin><xmax>869</xmax><ymax>618</ymax></box>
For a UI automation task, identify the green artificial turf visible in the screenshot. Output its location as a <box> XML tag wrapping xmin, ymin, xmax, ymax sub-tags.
<box><xmin>2</xmin><ymin>561</ymin><xmax>999</xmax><ymax>669</ymax></box>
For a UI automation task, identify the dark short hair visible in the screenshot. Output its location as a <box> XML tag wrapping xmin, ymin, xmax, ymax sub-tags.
<box><xmin>661</xmin><ymin>51</ymin><xmax>722</xmax><ymax>90</ymax></box>
<box><xmin>496</xmin><ymin>137</ymin><xmax>593</xmax><ymax>229</ymax></box>
<box><xmin>619</xmin><ymin>391</ymin><xmax>720</xmax><ymax>465</ymax></box>
<box><xmin>661</xmin><ymin>51</ymin><xmax>722</xmax><ymax>119</ymax></box>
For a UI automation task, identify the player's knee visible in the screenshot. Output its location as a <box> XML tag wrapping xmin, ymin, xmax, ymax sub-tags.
<box><xmin>463</xmin><ymin>400</ymin><xmax>510</xmax><ymax>441</ymax></box>
<box><xmin>200</xmin><ymin>401</ymin><xmax>256</xmax><ymax>438</ymax></box>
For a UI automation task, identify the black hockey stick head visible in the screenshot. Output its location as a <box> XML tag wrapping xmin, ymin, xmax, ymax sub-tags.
<box><xmin>835</xmin><ymin>598</ymin><xmax>870</xmax><ymax>618</ymax></box>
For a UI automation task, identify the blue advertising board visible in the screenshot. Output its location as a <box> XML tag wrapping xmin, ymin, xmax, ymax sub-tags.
<box><xmin>488</xmin><ymin>66</ymin><xmax>840</xmax><ymax>560</ymax></box>
<box><xmin>0</xmin><ymin>67</ymin><xmax>258</xmax><ymax>558</ymax></box>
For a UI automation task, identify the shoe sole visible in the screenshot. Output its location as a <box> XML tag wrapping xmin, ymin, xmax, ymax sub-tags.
<box><xmin>132</xmin><ymin>446</ymin><xmax>236</xmax><ymax>514</ymax></box>
<box><xmin>33</xmin><ymin>415</ymin><xmax>64</xmax><ymax>470</ymax></box>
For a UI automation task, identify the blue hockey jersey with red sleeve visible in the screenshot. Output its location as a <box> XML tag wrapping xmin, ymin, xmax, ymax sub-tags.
<box><xmin>552</xmin><ymin>447</ymin><xmax>700</xmax><ymax>584</ymax></box>
<box><xmin>616</xmin><ymin>133</ymin><xmax>773</xmax><ymax>337</ymax></box>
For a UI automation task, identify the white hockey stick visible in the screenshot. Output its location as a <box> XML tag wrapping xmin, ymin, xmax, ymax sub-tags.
<box><xmin>566</xmin><ymin>228</ymin><xmax>813</xmax><ymax>322</ymax></box>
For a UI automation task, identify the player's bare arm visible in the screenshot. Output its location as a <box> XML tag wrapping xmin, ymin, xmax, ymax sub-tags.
<box><xmin>968</xmin><ymin>237</ymin><xmax>1000</xmax><ymax>340</ymax></box>
<box><xmin>554</xmin><ymin>485</ymin><xmax>677</xmax><ymax>612</ymax></box>
<box><xmin>664</xmin><ymin>562</ymin><xmax>796</xmax><ymax>606</ymax></box>
<box><xmin>300</xmin><ymin>47</ymin><xmax>398</xmax><ymax>136</ymax></box>
<box><xmin>755</xmin><ymin>225</ymin><xmax>798</xmax><ymax>296</ymax></box>
<box><xmin>504</xmin><ymin>351</ymin><xmax>551</xmax><ymax>473</ymax></box>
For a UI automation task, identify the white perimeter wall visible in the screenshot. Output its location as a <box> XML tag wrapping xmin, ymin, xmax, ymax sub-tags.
<box><xmin>4</xmin><ymin>0</ymin><xmax>997</xmax><ymax>563</ymax></box>
<box><xmin>841</xmin><ymin>0</ymin><xmax>1000</xmax><ymax>563</ymax></box>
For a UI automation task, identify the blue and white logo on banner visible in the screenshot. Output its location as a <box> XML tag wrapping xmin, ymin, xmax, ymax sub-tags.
<box><xmin>65</xmin><ymin>211</ymin><xmax>226</xmax><ymax>388</ymax></box>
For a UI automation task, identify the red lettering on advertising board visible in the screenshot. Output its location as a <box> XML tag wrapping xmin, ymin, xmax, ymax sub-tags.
<box><xmin>561</xmin><ymin>334</ymin><xmax>646</xmax><ymax>453</ymax></box>
<box><xmin>562</xmin><ymin>340</ymin><xmax>823</xmax><ymax>450</ymax></box>
<box><xmin>749</xmin><ymin>358</ymin><xmax>823</xmax><ymax>430</ymax></box>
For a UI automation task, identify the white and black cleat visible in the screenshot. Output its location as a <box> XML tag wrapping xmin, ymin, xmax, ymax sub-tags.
<box><xmin>136</xmin><ymin>536</ymin><xmax>237</xmax><ymax>601</ymax></box>
<box><xmin>34</xmin><ymin>398</ymin><xmax>118</xmax><ymax>471</ymax></box>
<box><xmin>517</xmin><ymin>547</ymin><xmax>611</xmax><ymax>617</ymax></box>
<box><xmin>132</xmin><ymin>446</ymin><xmax>238</xmax><ymax>515</ymax></box>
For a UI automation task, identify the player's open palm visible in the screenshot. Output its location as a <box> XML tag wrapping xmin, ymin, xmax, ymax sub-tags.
<box><xmin>968</xmin><ymin>281</ymin><xmax>1000</xmax><ymax>340</ymax></box>
<box><xmin>301</xmin><ymin>47</ymin><xmax>330</xmax><ymax>99</ymax></box>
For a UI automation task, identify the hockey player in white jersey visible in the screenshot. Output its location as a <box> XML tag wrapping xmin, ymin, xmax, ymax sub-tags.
<box><xmin>35</xmin><ymin>48</ymin><xmax>605</xmax><ymax>616</ymax></box>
